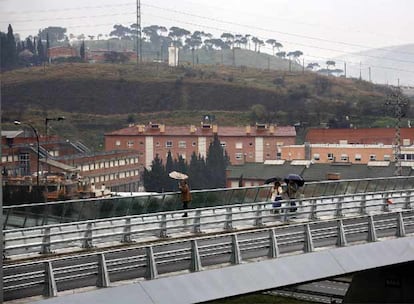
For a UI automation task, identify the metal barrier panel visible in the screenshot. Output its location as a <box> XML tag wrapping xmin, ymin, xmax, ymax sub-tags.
<box><xmin>4</xmin><ymin>176</ymin><xmax>414</xmax><ymax>229</ymax></box>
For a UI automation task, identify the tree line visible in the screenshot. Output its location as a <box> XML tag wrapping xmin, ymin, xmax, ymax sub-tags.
<box><xmin>143</xmin><ymin>134</ymin><xmax>229</xmax><ymax>192</ymax></box>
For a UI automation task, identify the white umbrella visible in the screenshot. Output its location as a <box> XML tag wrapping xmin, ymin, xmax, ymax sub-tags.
<box><xmin>169</xmin><ymin>171</ymin><xmax>188</xmax><ymax>180</ymax></box>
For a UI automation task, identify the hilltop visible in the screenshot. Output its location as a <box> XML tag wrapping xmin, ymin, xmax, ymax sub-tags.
<box><xmin>1</xmin><ymin>62</ymin><xmax>400</xmax><ymax>149</ymax></box>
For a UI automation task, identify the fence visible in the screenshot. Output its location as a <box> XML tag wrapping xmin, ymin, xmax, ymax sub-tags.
<box><xmin>4</xmin><ymin>176</ymin><xmax>414</xmax><ymax>229</ymax></box>
<box><xmin>3</xmin><ymin>210</ymin><xmax>413</xmax><ymax>301</ymax></box>
<box><xmin>4</xmin><ymin>188</ymin><xmax>413</xmax><ymax>258</ymax></box>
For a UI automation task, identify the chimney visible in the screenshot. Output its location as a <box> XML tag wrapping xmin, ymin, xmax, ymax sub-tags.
<box><xmin>137</xmin><ymin>125</ymin><xmax>145</xmax><ymax>133</ymax></box>
<box><xmin>269</xmin><ymin>125</ymin><xmax>275</xmax><ymax>134</ymax></box>
<box><xmin>160</xmin><ymin>124</ymin><xmax>165</xmax><ymax>133</ymax></box>
<box><xmin>246</xmin><ymin>125</ymin><xmax>251</xmax><ymax>134</ymax></box>
<box><xmin>212</xmin><ymin>124</ymin><xmax>218</xmax><ymax>133</ymax></box>
<box><xmin>190</xmin><ymin>125</ymin><xmax>196</xmax><ymax>133</ymax></box>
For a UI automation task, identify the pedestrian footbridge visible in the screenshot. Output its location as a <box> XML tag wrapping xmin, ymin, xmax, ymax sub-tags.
<box><xmin>3</xmin><ymin>176</ymin><xmax>414</xmax><ymax>303</ymax></box>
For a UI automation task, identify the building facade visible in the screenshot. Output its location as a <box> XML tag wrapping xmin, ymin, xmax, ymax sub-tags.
<box><xmin>104</xmin><ymin>122</ymin><xmax>296</xmax><ymax>168</ymax></box>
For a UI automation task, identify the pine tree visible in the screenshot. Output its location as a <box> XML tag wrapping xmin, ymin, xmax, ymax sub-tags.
<box><xmin>2</xmin><ymin>24</ymin><xmax>17</xmax><ymax>68</ymax></box>
<box><xmin>189</xmin><ymin>152</ymin><xmax>208</xmax><ymax>190</ymax></box>
<box><xmin>165</xmin><ymin>151</ymin><xmax>175</xmax><ymax>191</ymax></box>
<box><xmin>143</xmin><ymin>154</ymin><xmax>166</xmax><ymax>192</ymax></box>
<box><xmin>37</xmin><ymin>36</ymin><xmax>45</xmax><ymax>62</ymax></box>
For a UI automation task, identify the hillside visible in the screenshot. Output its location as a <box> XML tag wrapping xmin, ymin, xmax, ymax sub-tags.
<box><xmin>1</xmin><ymin>62</ymin><xmax>402</xmax><ymax>150</ymax></box>
<box><xmin>335</xmin><ymin>44</ymin><xmax>414</xmax><ymax>87</ymax></box>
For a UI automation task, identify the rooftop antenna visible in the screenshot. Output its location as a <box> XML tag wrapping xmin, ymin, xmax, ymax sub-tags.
<box><xmin>385</xmin><ymin>88</ymin><xmax>408</xmax><ymax>175</ymax></box>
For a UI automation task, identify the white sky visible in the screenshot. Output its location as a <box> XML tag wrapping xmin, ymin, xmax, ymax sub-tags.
<box><xmin>1</xmin><ymin>0</ymin><xmax>414</xmax><ymax>84</ymax></box>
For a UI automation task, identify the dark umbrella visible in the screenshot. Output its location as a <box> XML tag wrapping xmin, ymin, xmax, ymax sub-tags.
<box><xmin>264</xmin><ymin>177</ymin><xmax>281</xmax><ymax>184</ymax></box>
<box><xmin>284</xmin><ymin>173</ymin><xmax>305</xmax><ymax>187</ymax></box>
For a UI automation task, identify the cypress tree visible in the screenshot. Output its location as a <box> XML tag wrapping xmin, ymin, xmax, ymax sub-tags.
<box><xmin>206</xmin><ymin>134</ymin><xmax>229</xmax><ymax>189</ymax></box>
<box><xmin>80</xmin><ymin>40</ymin><xmax>85</xmax><ymax>61</ymax></box>
<box><xmin>143</xmin><ymin>154</ymin><xmax>165</xmax><ymax>193</ymax></box>
<box><xmin>37</xmin><ymin>37</ymin><xmax>45</xmax><ymax>62</ymax></box>
<box><xmin>4</xmin><ymin>24</ymin><xmax>17</xmax><ymax>68</ymax></box>
<box><xmin>46</xmin><ymin>32</ymin><xmax>50</xmax><ymax>61</ymax></box>
<box><xmin>165</xmin><ymin>151</ymin><xmax>175</xmax><ymax>191</ymax></box>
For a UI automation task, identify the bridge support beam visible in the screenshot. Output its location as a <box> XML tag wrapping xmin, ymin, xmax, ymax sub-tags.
<box><xmin>97</xmin><ymin>254</ymin><xmax>110</xmax><ymax>287</ymax></box>
<box><xmin>254</xmin><ymin>205</ymin><xmax>264</xmax><ymax>227</ymax></box>
<box><xmin>337</xmin><ymin>219</ymin><xmax>347</xmax><ymax>247</ymax></box>
<box><xmin>368</xmin><ymin>215</ymin><xmax>377</xmax><ymax>242</ymax></box>
<box><xmin>404</xmin><ymin>191</ymin><xmax>411</xmax><ymax>209</ymax></box>
<box><xmin>359</xmin><ymin>194</ymin><xmax>367</xmax><ymax>215</ymax></box>
<box><xmin>396</xmin><ymin>212</ymin><xmax>406</xmax><ymax>237</ymax></box>
<box><xmin>44</xmin><ymin>261</ymin><xmax>57</xmax><ymax>297</ymax></box>
<box><xmin>304</xmin><ymin>224</ymin><xmax>314</xmax><ymax>253</ymax></box>
<box><xmin>268</xmin><ymin>228</ymin><xmax>280</xmax><ymax>258</ymax></box>
<box><xmin>190</xmin><ymin>240</ymin><xmax>202</xmax><ymax>272</ymax></box>
<box><xmin>145</xmin><ymin>246</ymin><xmax>158</xmax><ymax>280</ymax></box>
<box><xmin>335</xmin><ymin>197</ymin><xmax>344</xmax><ymax>218</ymax></box>
<box><xmin>309</xmin><ymin>199</ymin><xmax>319</xmax><ymax>221</ymax></box>
<box><xmin>231</xmin><ymin>234</ymin><xmax>242</xmax><ymax>264</ymax></box>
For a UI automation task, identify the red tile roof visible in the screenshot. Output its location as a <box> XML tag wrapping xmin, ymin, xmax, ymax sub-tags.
<box><xmin>106</xmin><ymin>125</ymin><xmax>296</xmax><ymax>137</ymax></box>
<box><xmin>306</xmin><ymin>128</ymin><xmax>414</xmax><ymax>144</ymax></box>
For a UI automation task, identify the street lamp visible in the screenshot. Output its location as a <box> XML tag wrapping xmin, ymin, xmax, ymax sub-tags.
<box><xmin>44</xmin><ymin>116</ymin><xmax>65</xmax><ymax>168</ymax></box>
<box><xmin>14</xmin><ymin>120</ymin><xmax>40</xmax><ymax>186</ymax></box>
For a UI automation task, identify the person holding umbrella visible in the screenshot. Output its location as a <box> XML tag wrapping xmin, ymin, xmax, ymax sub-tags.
<box><xmin>284</xmin><ymin>174</ymin><xmax>305</xmax><ymax>212</ymax></box>
<box><xmin>179</xmin><ymin>179</ymin><xmax>191</xmax><ymax>217</ymax></box>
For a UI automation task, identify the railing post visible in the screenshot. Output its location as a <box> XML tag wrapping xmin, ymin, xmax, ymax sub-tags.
<box><xmin>254</xmin><ymin>204</ymin><xmax>263</xmax><ymax>227</ymax></box>
<box><xmin>335</xmin><ymin>197</ymin><xmax>343</xmax><ymax>218</ymax></box>
<box><xmin>404</xmin><ymin>191</ymin><xmax>411</xmax><ymax>210</ymax></box>
<box><xmin>309</xmin><ymin>199</ymin><xmax>318</xmax><ymax>220</ymax></box>
<box><xmin>337</xmin><ymin>219</ymin><xmax>347</xmax><ymax>247</ymax></box>
<box><xmin>122</xmin><ymin>218</ymin><xmax>132</xmax><ymax>243</ymax></box>
<box><xmin>82</xmin><ymin>223</ymin><xmax>93</xmax><ymax>248</ymax></box>
<box><xmin>41</xmin><ymin>227</ymin><xmax>52</xmax><ymax>254</ymax></box>
<box><xmin>368</xmin><ymin>215</ymin><xmax>377</xmax><ymax>242</ymax></box>
<box><xmin>268</xmin><ymin>228</ymin><xmax>280</xmax><ymax>258</ymax></box>
<box><xmin>44</xmin><ymin>261</ymin><xmax>57</xmax><ymax>297</ymax></box>
<box><xmin>97</xmin><ymin>253</ymin><xmax>110</xmax><ymax>288</ymax></box>
<box><xmin>304</xmin><ymin>224</ymin><xmax>314</xmax><ymax>253</ymax></box>
<box><xmin>224</xmin><ymin>207</ymin><xmax>233</xmax><ymax>231</ymax></box>
<box><xmin>145</xmin><ymin>246</ymin><xmax>158</xmax><ymax>280</ymax></box>
<box><xmin>190</xmin><ymin>240</ymin><xmax>202</xmax><ymax>272</ymax></box>
<box><xmin>359</xmin><ymin>194</ymin><xmax>367</xmax><ymax>215</ymax></box>
<box><xmin>193</xmin><ymin>210</ymin><xmax>202</xmax><ymax>234</ymax></box>
<box><xmin>159</xmin><ymin>214</ymin><xmax>168</xmax><ymax>238</ymax></box>
<box><xmin>397</xmin><ymin>212</ymin><xmax>406</xmax><ymax>238</ymax></box>
<box><xmin>382</xmin><ymin>196</ymin><xmax>390</xmax><ymax>212</ymax></box>
<box><xmin>282</xmin><ymin>203</ymin><xmax>290</xmax><ymax>223</ymax></box>
<box><xmin>231</xmin><ymin>234</ymin><xmax>242</xmax><ymax>264</ymax></box>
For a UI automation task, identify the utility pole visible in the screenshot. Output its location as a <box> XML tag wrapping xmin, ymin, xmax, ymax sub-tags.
<box><xmin>136</xmin><ymin>0</ymin><xmax>142</xmax><ymax>64</ymax></box>
<box><xmin>385</xmin><ymin>89</ymin><xmax>409</xmax><ymax>176</ymax></box>
<box><xmin>369</xmin><ymin>67</ymin><xmax>372</xmax><ymax>82</ymax></box>
<box><xmin>344</xmin><ymin>62</ymin><xmax>347</xmax><ymax>78</ymax></box>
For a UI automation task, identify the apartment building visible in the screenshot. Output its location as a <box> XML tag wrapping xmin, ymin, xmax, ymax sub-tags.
<box><xmin>104</xmin><ymin>122</ymin><xmax>296</xmax><ymax>168</ymax></box>
<box><xmin>1</xmin><ymin>131</ymin><xmax>141</xmax><ymax>192</ymax></box>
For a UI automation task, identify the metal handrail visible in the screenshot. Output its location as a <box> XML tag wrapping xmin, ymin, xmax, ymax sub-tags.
<box><xmin>3</xmin><ymin>188</ymin><xmax>413</xmax><ymax>258</ymax></box>
<box><xmin>3</xmin><ymin>211</ymin><xmax>413</xmax><ymax>302</ymax></box>
<box><xmin>4</xmin><ymin>175</ymin><xmax>414</xmax><ymax>229</ymax></box>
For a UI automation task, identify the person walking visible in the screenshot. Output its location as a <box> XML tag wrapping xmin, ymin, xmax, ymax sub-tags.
<box><xmin>179</xmin><ymin>179</ymin><xmax>191</xmax><ymax>217</ymax></box>
<box><xmin>271</xmin><ymin>181</ymin><xmax>283</xmax><ymax>213</ymax></box>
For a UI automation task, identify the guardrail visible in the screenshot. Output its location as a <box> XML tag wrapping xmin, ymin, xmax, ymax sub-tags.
<box><xmin>4</xmin><ymin>188</ymin><xmax>413</xmax><ymax>258</ymax></box>
<box><xmin>4</xmin><ymin>176</ymin><xmax>414</xmax><ymax>229</ymax></box>
<box><xmin>4</xmin><ymin>210</ymin><xmax>414</xmax><ymax>302</ymax></box>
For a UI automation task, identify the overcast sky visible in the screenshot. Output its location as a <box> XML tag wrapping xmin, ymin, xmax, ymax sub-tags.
<box><xmin>1</xmin><ymin>0</ymin><xmax>414</xmax><ymax>84</ymax></box>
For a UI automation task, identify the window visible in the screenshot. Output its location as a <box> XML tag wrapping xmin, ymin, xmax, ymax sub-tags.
<box><xmin>115</xmin><ymin>140</ymin><xmax>121</xmax><ymax>146</ymax></box>
<box><xmin>220</xmin><ymin>142</ymin><xmax>226</xmax><ymax>148</ymax></box>
<box><xmin>127</xmin><ymin>141</ymin><xmax>134</xmax><ymax>148</ymax></box>
<box><xmin>340</xmin><ymin>154</ymin><xmax>349</xmax><ymax>161</ymax></box>
<box><xmin>192</xmin><ymin>141</ymin><xmax>197</xmax><ymax>147</ymax></box>
<box><xmin>384</xmin><ymin>154</ymin><xmax>391</xmax><ymax>161</ymax></box>
<box><xmin>276</xmin><ymin>152</ymin><xmax>282</xmax><ymax>160</ymax></box>
<box><xmin>235</xmin><ymin>153</ymin><xmax>243</xmax><ymax>160</ymax></box>
<box><xmin>235</xmin><ymin>142</ymin><xmax>243</xmax><ymax>149</ymax></box>
<box><xmin>370</xmin><ymin>154</ymin><xmax>376</xmax><ymax>161</ymax></box>
<box><xmin>313</xmin><ymin>153</ymin><xmax>320</xmax><ymax>161</ymax></box>
<box><xmin>178</xmin><ymin>141</ymin><xmax>186</xmax><ymax>148</ymax></box>
<box><xmin>355</xmin><ymin>154</ymin><xmax>362</xmax><ymax>161</ymax></box>
<box><xmin>166</xmin><ymin>141</ymin><xmax>173</xmax><ymax>148</ymax></box>
<box><xmin>327</xmin><ymin>153</ymin><xmax>334</xmax><ymax>160</ymax></box>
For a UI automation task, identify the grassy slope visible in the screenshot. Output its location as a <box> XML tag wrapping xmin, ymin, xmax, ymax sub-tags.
<box><xmin>1</xmin><ymin>62</ymin><xmax>394</xmax><ymax>150</ymax></box>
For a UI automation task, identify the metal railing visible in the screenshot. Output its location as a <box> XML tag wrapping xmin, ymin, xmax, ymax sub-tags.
<box><xmin>3</xmin><ymin>210</ymin><xmax>413</xmax><ymax>302</ymax></box>
<box><xmin>3</xmin><ymin>176</ymin><xmax>414</xmax><ymax>229</ymax></box>
<box><xmin>4</xmin><ymin>188</ymin><xmax>413</xmax><ymax>258</ymax></box>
